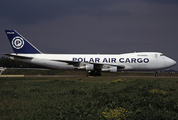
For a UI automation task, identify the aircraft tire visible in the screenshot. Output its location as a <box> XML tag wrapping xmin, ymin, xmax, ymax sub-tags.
<box><xmin>87</xmin><ymin>71</ymin><xmax>101</xmax><ymax>76</ymax></box>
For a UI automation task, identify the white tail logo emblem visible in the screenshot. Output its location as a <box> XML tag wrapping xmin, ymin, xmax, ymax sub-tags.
<box><xmin>12</xmin><ymin>36</ymin><xmax>24</xmax><ymax>49</ymax></box>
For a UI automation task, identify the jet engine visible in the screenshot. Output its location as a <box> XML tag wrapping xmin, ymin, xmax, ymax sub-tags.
<box><xmin>109</xmin><ymin>66</ymin><xmax>117</xmax><ymax>73</ymax></box>
<box><xmin>78</xmin><ymin>64</ymin><xmax>94</xmax><ymax>71</ymax></box>
<box><xmin>86</xmin><ymin>64</ymin><xmax>94</xmax><ymax>71</ymax></box>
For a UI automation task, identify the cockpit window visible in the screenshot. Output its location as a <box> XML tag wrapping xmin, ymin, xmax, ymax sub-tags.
<box><xmin>160</xmin><ymin>54</ymin><xmax>164</xmax><ymax>56</ymax></box>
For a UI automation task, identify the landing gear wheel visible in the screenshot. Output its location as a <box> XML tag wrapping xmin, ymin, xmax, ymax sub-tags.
<box><xmin>87</xmin><ymin>71</ymin><xmax>101</xmax><ymax>76</ymax></box>
<box><xmin>87</xmin><ymin>71</ymin><xmax>93</xmax><ymax>76</ymax></box>
<box><xmin>95</xmin><ymin>71</ymin><xmax>101</xmax><ymax>76</ymax></box>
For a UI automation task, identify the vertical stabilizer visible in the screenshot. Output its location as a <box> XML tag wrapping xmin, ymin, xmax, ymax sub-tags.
<box><xmin>5</xmin><ymin>30</ymin><xmax>41</xmax><ymax>54</ymax></box>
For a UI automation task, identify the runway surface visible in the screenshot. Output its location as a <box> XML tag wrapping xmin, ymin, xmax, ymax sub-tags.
<box><xmin>1</xmin><ymin>75</ymin><xmax>178</xmax><ymax>78</ymax></box>
<box><xmin>0</xmin><ymin>75</ymin><xmax>86</xmax><ymax>77</ymax></box>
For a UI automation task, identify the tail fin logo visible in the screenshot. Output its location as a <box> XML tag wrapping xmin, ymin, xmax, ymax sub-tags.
<box><xmin>12</xmin><ymin>36</ymin><xmax>24</xmax><ymax>49</ymax></box>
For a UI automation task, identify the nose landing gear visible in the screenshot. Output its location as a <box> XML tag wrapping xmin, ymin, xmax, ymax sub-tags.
<box><xmin>155</xmin><ymin>71</ymin><xmax>159</xmax><ymax>77</ymax></box>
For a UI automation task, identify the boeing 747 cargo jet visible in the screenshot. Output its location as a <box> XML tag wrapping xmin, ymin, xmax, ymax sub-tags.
<box><xmin>4</xmin><ymin>30</ymin><xmax>176</xmax><ymax>76</ymax></box>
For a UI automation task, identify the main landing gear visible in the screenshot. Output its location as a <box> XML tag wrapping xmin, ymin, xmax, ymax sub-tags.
<box><xmin>87</xmin><ymin>71</ymin><xmax>101</xmax><ymax>76</ymax></box>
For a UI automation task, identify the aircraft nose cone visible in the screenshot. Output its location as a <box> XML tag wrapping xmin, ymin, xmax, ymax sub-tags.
<box><xmin>166</xmin><ymin>58</ymin><xmax>176</xmax><ymax>67</ymax></box>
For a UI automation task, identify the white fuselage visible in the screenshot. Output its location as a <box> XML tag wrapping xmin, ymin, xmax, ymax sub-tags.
<box><xmin>10</xmin><ymin>52</ymin><xmax>176</xmax><ymax>72</ymax></box>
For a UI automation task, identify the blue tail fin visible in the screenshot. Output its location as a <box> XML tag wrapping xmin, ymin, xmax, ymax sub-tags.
<box><xmin>5</xmin><ymin>30</ymin><xmax>41</xmax><ymax>54</ymax></box>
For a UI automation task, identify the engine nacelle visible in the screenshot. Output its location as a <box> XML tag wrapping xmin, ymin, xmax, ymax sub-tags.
<box><xmin>86</xmin><ymin>64</ymin><xmax>94</xmax><ymax>71</ymax></box>
<box><xmin>110</xmin><ymin>66</ymin><xmax>117</xmax><ymax>73</ymax></box>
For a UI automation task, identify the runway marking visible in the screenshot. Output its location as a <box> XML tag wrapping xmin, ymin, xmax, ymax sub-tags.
<box><xmin>0</xmin><ymin>75</ymin><xmax>24</xmax><ymax>77</ymax></box>
<box><xmin>24</xmin><ymin>75</ymin><xmax>86</xmax><ymax>77</ymax></box>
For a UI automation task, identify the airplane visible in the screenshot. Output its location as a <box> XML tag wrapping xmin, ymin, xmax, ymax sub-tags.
<box><xmin>3</xmin><ymin>30</ymin><xmax>176</xmax><ymax>76</ymax></box>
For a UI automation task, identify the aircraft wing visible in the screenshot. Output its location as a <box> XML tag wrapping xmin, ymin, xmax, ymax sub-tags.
<box><xmin>52</xmin><ymin>59</ymin><xmax>125</xmax><ymax>69</ymax></box>
<box><xmin>52</xmin><ymin>60</ymin><xmax>80</xmax><ymax>67</ymax></box>
<box><xmin>3</xmin><ymin>53</ymin><xmax>33</xmax><ymax>59</ymax></box>
<box><xmin>90</xmin><ymin>62</ymin><xmax>125</xmax><ymax>68</ymax></box>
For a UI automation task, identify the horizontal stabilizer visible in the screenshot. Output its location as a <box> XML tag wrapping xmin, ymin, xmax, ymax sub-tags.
<box><xmin>3</xmin><ymin>53</ymin><xmax>33</xmax><ymax>59</ymax></box>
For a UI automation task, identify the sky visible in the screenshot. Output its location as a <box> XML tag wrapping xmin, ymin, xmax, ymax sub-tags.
<box><xmin>0</xmin><ymin>0</ymin><xmax>178</xmax><ymax>70</ymax></box>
